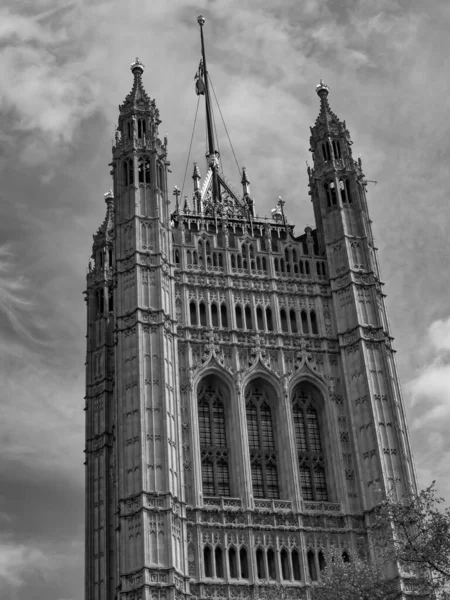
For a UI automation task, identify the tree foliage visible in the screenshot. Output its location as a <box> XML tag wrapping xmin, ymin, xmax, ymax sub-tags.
<box><xmin>373</xmin><ymin>482</ymin><xmax>450</xmax><ymax>598</ymax></box>
<box><xmin>310</xmin><ymin>547</ymin><xmax>400</xmax><ymax>600</ymax></box>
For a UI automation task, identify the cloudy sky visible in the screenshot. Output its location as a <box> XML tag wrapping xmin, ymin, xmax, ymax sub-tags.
<box><xmin>0</xmin><ymin>0</ymin><xmax>449</xmax><ymax>598</ymax></box>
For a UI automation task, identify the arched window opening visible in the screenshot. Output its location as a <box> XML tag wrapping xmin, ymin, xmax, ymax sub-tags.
<box><xmin>346</xmin><ymin>178</ymin><xmax>353</xmax><ymax>204</ymax></box>
<box><xmin>145</xmin><ymin>158</ymin><xmax>151</xmax><ymax>183</ymax></box>
<box><xmin>193</xmin><ymin>251</ymin><xmax>198</xmax><ymax>266</ymax></box>
<box><xmin>285</xmin><ymin>248</ymin><xmax>289</xmax><ymax>263</ymax></box>
<box><xmin>190</xmin><ymin>302</ymin><xmax>197</xmax><ymax>326</ymax></box>
<box><xmin>292</xmin><ymin>549</ymin><xmax>301</xmax><ymax>581</ymax></box>
<box><xmin>231</xmin><ymin>255</ymin><xmax>236</xmax><ymax>268</ymax></box>
<box><xmin>290</xmin><ymin>310</ymin><xmax>298</xmax><ymax>334</ymax></box>
<box><xmin>256</xmin><ymin>548</ymin><xmax>266</xmax><ymax>579</ymax></box>
<box><xmin>301</xmin><ymin>310</ymin><xmax>309</xmax><ymax>334</ymax></box>
<box><xmin>206</xmin><ymin>240</ymin><xmax>211</xmax><ymax>255</ymax></box>
<box><xmin>294</xmin><ymin>264</ymin><xmax>298</xmax><ymax>274</ymax></box>
<box><xmin>280</xmin><ymin>309</ymin><xmax>288</xmax><ymax>333</ymax></box>
<box><xmin>108</xmin><ymin>248</ymin><xmax>113</xmax><ymax>267</ymax></box>
<box><xmin>213</xmin><ymin>253</ymin><xmax>218</xmax><ymax>267</ymax></box>
<box><xmin>246</xmin><ymin>380</ymin><xmax>279</xmax><ymax>499</ymax></box>
<box><xmin>204</xmin><ymin>546</ymin><xmax>213</xmax><ymax>577</ymax></box>
<box><xmin>175</xmin><ymin>250</ymin><xmax>180</xmax><ymax>265</ymax></box>
<box><xmin>243</xmin><ymin>259</ymin><xmax>248</xmax><ymax>269</ymax></box>
<box><xmin>292</xmin><ymin>249</ymin><xmax>297</xmax><ymax>262</ymax></box>
<box><xmin>330</xmin><ymin>181</ymin><xmax>337</xmax><ymax>205</ymax></box>
<box><xmin>127</xmin><ymin>121</ymin><xmax>132</xmax><ymax>139</ymax></box>
<box><xmin>137</xmin><ymin>158</ymin><xmax>144</xmax><ymax>183</ymax></box>
<box><xmin>305</xmin><ymin>260</ymin><xmax>310</xmax><ymax>275</ymax></box>
<box><xmin>292</xmin><ymin>382</ymin><xmax>328</xmax><ymax>501</ymax></box>
<box><xmin>198</xmin><ymin>377</ymin><xmax>230</xmax><ymax>497</ymax></box>
<box><xmin>322</xmin><ymin>142</ymin><xmax>331</xmax><ymax>162</ymax></box>
<box><xmin>256</xmin><ymin>257</ymin><xmax>261</xmax><ymax>270</ymax></box>
<box><xmin>245</xmin><ymin>306</ymin><xmax>252</xmax><ymax>330</ymax></box>
<box><xmin>262</xmin><ymin>257</ymin><xmax>267</xmax><ymax>271</ymax></box>
<box><xmin>280</xmin><ymin>259</ymin><xmax>285</xmax><ymax>273</ymax></box>
<box><xmin>274</xmin><ymin>258</ymin><xmax>279</xmax><ymax>272</ymax></box>
<box><xmin>316</xmin><ymin>262</ymin><xmax>321</xmax><ymax>276</ymax></box>
<box><xmin>207</xmin><ymin>256</ymin><xmax>212</xmax><ymax>267</ymax></box>
<box><xmin>251</xmin><ymin>260</ymin><xmax>255</xmax><ymax>270</ymax></box>
<box><xmin>229</xmin><ymin>547</ymin><xmax>238</xmax><ymax>578</ymax></box>
<box><xmin>342</xmin><ymin>551</ymin><xmax>350</xmax><ymax>563</ymax></box>
<box><xmin>321</xmin><ymin>263</ymin><xmax>326</xmax><ymax>277</ymax></box>
<box><xmin>339</xmin><ymin>178</ymin><xmax>347</xmax><ymax>203</ymax></box>
<box><xmin>199</xmin><ymin>302</ymin><xmax>207</xmax><ymax>326</ymax></box>
<box><xmin>219</xmin><ymin>253</ymin><xmax>223</xmax><ymax>267</ymax></box>
<box><xmin>257</xmin><ymin>307</ymin><xmax>264</xmax><ymax>330</ymax></box>
<box><xmin>311</xmin><ymin>310</ymin><xmax>318</xmax><ymax>335</ymax></box>
<box><xmin>237</xmin><ymin>255</ymin><xmax>242</xmax><ymax>269</ymax></box>
<box><xmin>108</xmin><ymin>291</ymin><xmax>114</xmax><ymax>313</ymax></box>
<box><xmin>267</xmin><ymin>548</ymin><xmax>276</xmax><ymax>580</ymax></box>
<box><xmin>211</xmin><ymin>304</ymin><xmax>219</xmax><ymax>327</ymax></box>
<box><xmin>215</xmin><ymin>547</ymin><xmax>224</xmax><ymax>578</ymax></box>
<box><xmin>249</xmin><ymin>244</ymin><xmax>254</xmax><ymax>258</ymax></box>
<box><xmin>137</xmin><ymin>119</ymin><xmax>147</xmax><ymax>138</ymax></box>
<box><xmin>299</xmin><ymin>261</ymin><xmax>304</xmax><ymax>274</ymax></box>
<box><xmin>242</xmin><ymin>243</ymin><xmax>247</xmax><ymax>257</ymax></box>
<box><xmin>318</xmin><ymin>551</ymin><xmax>326</xmax><ymax>572</ymax></box>
<box><xmin>220</xmin><ymin>304</ymin><xmax>228</xmax><ymax>328</ymax></box>
<box><xmin>236</xmin><ymin>306</ymin><xmax>243</xmax><ymax>329</ymax></box>
<box><xmin>333</xmin><ymin>139</ymin><xmax>341</xmax><ymax>159</ymax></box>
<box><xmin>266</xmin><ymin>307</ymin><xmax>273</xmax><ymax>331</ymax></box>
<box><xmin>308</xmin><ymin>550</ymin><xmax>317</xmax><ymax>581</ymax></box>
<box><xmin>198</xmin><ymin>239</ymin><xmax>203</xmax><ymax>252</ymax></box>
<box><xmin>240</xmin><ymin>548</ymin><xmax>249</xmax><ymax>579</ymax></box>
<box><xmin>280</xmin><ymin>548</ymin><xmax>290</xmax><ymax>580</ymax></box>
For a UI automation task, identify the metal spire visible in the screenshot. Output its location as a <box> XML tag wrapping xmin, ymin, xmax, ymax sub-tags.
<box><xmin>197</xmin><ymin>15</ymin><xmax>220</xmax><ymax>203</ymax></box>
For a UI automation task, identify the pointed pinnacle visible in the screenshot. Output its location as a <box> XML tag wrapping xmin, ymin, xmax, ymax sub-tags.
<box><xmin>192</xmin><ymin>163</ymin><xmax>201</xmax><ymax>180</ymax></box>
<box><xmin>241</xmin><ymin>167</ymin><xmax>250</xmax><ymax>185</ymax></box>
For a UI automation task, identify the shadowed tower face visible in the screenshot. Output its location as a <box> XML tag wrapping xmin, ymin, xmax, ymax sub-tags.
<box><xmin>84</xmin><ymin>22</ymin><xmax>416</xmax><ymax>600</ymax></box>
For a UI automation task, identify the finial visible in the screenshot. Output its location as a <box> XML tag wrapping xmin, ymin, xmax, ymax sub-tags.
<box><xmin>192</xmin><ymin>163</ymin><xmax>201</xmax><ymax>180</ymax></box>
<box><xmin>104</xmin><ymin>189</ymin><xmax>114</xmax><ymax>202</ymax></box>
<box><xmin>130</xmin><ymin>57</ymin><xmax>145</xmax><ymax>76</ymax></box>
<box><xmin>197</xmin><ymin>14</ymin><xmax>206</xmax><ymax>26</ymax></box>
<box><xmin>315</xmin><ymin>79</ymin><xmax>329</xmax><ymax>97</ymax></box>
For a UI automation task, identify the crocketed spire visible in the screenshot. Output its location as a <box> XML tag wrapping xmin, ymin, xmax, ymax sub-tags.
<box><xmin>119</xmin><ymin>58</ymin><xmax>152</xmax><ymax>115</ymax></box>
<box><xmin>310</xmin><ymin>79</ymin><xmax>352</xmax><ymax>154</ymax></box>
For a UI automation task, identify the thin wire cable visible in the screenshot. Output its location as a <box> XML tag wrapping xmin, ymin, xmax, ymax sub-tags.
<box><xmin>209</xmin><ymin>75</ymin><xmax>242</xmax><ymax>177</ymax></box>
<box><xmin>181</xmin><ymin>96</ymin><xmax>201</xmax><ymax>202</ymax></box>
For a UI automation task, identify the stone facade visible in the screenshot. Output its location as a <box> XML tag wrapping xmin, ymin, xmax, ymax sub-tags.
<box><xmin>84</xmin><ymin>63</ymin><xmax>417</xmax><ymax>600</ymax></box>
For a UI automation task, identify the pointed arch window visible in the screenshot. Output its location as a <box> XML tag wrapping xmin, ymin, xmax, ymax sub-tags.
<box><xmin>157</xmin><ymin>163</ymin><xmax>164</xmax><ymax>190</ymax></box>
<box><xmin>123</xmin><ymin>159</ymin><xmax>134</xmax><ymax>187</ymax></box>
<box><xmin>245</xmin><ymin>305</ymin><xmax>252</xmax><ymax>330</ymax></box>
<box><xmin>199</xmin><ymin>302</ymin><xmax>207</xmax><ymax>326</ymax></box>
<box><xmin>235</xmin><ymin>306</ymin><xmax>243</xmax><ymax>329</ymax></box>
<box><xmin>346</xmin><ymin>179</ymin><xmax>353</xmax><ymax>203</ymax></box>
<box><xmin>332</xmin><ymin>139</ymin><xmax>341</xmax><ymax>159</ymax></box>
<box><xmin>220</xmin><ymin>304</ymin><xmax>228</xmax><ymax>328</ymax></box>
<box><xmin>292</xmin><ymin>383</ymin><xmax>328</xmax><ymax>501</ymax></box>
<box><xmin>138</xmin><ymin>158</ymin><xmax>144</xmax><ymax>183</ymax></box>
<box><xmin>211</xmin><ymin>303</ymin><xmax>219</xmax><ymax>327</ymax></box>
<box><xmin>290</xmin><ymin>310</ymin><xmax>298</xmax><ymax>334</ymax></box>
<box><xmin>137</xmin><ymin>118</ymin><xmax>147</xmax><ymax>139</ymax></box>
<box><xmin>322</xmin><ymin>142</ymin><xmax>331</xmax><ymax>162</ymax></box>
<box><xmin>257</xmin><ymin>306</ymin><xmax>264</xmax><ymax>330</ymax></box>
<box><xmin>311</xmin><ymin>310</ymin><xmax>318</xmax><ymax>335</ymax></box>
<box><xmin>198</xmin><ymin>379</ymin><xmax>230</xmax><ymax>497</ymax></box>
<box><xmin>190</xmin><ymin>302</ymin><xmax>197</xmax><ymax>326</ymax></box>
<box><xmin>301</xmin><ymin>310</ymin><xmax>309</xmax><ymax>334</ymax></box>
<box><xmin>245</xmin><ymin>381</ymin><xmax>279</xmax><ymax>499</ymax></box>
<box><xmin>266</xmin><ymin>307</ymin><xmax>273</xmax><ymax>331</ymax></box>
<box><xmin>145</xmin><ymin>158</ymin><xmax>151</xmax><ymax>183</ymax></box>
<box><xmin>280</xmin><ymin>309</ymin><xmax>288</xmax><ymax>333</ymax></box>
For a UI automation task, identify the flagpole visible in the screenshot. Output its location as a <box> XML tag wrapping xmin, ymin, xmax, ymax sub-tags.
<box><xmin>197</xmin><ymin>15</ymin><xmax>219</xmax><ymax>204</ymax></box>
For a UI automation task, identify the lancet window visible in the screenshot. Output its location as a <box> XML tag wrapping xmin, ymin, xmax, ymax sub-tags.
<box><xmin>292</xmin><ymin>383</ymin><xmax>328</xmax><ymax>501</ymax></box>
<box><xmin>324</xmin><ymin>181</ymin><xmax>337</xmax><ymax>207</ymax></box>
<box><xmin>123</xmin><ymin>158</ymin><xmax>134</xmax><ymax>187</ymax></box>
<box><xmin>138</xmin><ymin>158</ymin><xmax>151</xmax><ymax>184</ymax></box>
<box><xmin>245</xmin><ymin>381</ymin><xmax>279</xmax><ymax>499</ymax></box>
<box><xmin>198</xmin><ymin>379</ymin><xmax>230</xmax><ymax>497</ymax></box>
<box><xmin>339</xmin><ymin>178</ymin><xmax>353</xmax><ymax>204</ymax></box>
<box><xmin>137</xmin><ymin>118</ymin><xmax>147</xmax><ymax>139</ymax></box>
<box><xmin>332</xmin><ymin>139</ymin><xmax>341</xmax><ymax>159</ymax></box>
<box><xmin>322</xmin><ymin>141</ymin><xmax>332</xmax><ymax>162</ymax></box>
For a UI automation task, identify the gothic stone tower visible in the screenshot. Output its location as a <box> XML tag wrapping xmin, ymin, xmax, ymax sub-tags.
<box><xmin>84</xmin><ymin>28</ymin><xmax>417</xmax><ymax>600</ymax></box>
